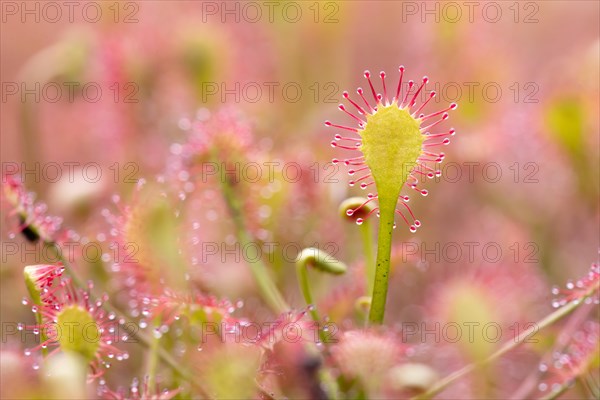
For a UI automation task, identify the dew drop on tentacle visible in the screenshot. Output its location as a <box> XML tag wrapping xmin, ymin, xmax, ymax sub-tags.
<box><xmin>409</xmin><ymin>76</ymin><xmax>429</xmax><ymax>108</ymax></box>
<box><xmin>394</xmin><ymin>65</ymin><xmax>405</xmax><ymax>102</ymax></box>
<box><xmin>413</xmin><ymin>91</ymin><xmax>436</xmax><ymax>116</ymax></box>
<box><xmin>364</xmin><ymin>70</ymin><xmax>379</xmax><ymax>104</ymax></box>
<box><xmin>342</xmin><ymin>91</ymin><xmax>365</xmax><ymax>115</ymax></box>
<box><xmin>565</xmin><ymin>280</ymin><xmax>574</xmax><ymax>290</ymax></box>
<box><xmin>379</xmin><ymin>71</ymin><xmax>389</xmax><ymax>104</ymax></box>
<box><xmin>357</xmin><ymin>87</ymin><xmax>375</xmax><ymax>113</ymax></box>
<box><xmin>551</xmin><ymin>300</ymin><xmax>560</xmax><ymax>308</ymax></box>
<box><xmin>401</xmin><ymin>80</ymin><xmax>415</xmax><ymax>108</ymax></box>
<box><xmin>339</xmin><ymin>104</ymin><xmax>366</xmax><ymax>126</ymax></box>
<box><xmin>356</xmin><ymin>218</ymin><xmax>364</xmax><ymax>225</ymax></box>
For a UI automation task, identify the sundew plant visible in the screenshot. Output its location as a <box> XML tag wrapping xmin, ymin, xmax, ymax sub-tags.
<box><xmin>1</xmin><ymin>2</ymin><xmax>599</xmax><ymax>400</ymax></box>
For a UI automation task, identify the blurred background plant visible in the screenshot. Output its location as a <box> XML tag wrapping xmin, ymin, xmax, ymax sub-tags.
<box><xmin>1</xmin><ymin>1</ymin><xmax>599</xmax><ymax>399</ymax></box>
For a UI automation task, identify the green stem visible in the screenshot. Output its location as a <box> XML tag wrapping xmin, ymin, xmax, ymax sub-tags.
<box><xmin>413</xmin><ymin>285</ymin><xmax>599</xmax><ymax>400</ymax></box>
<box><xmin>295</xmin><ymin>248</ymin><xmax>347</xmax><ymax>343</ymax></box>
<box><xmin>19</xmin><ymin>93</ymin><xmax>41</xmax><ymax>192</ymax></box>
<box><xmin>368</xmin><ymin>199</ymin><xmax>396</xmax><ymax>325</ymax></box>
<box><xmin>539</xmin><ymin>381</ymin><xmax>570</xmax><ymax>400</ymax></box>
<box><xmin>295</xmin><ymin>261</ymin><xmax>327</xmax><ymax>344</ymax></box>
<box><xmin>359</xmin><ymin>220</ymin><xmax>375</xmax><ymax>296</ymax></box>
<box><xmin>146</xmin><ymin>316</ymin><xmax>162</xmax><ymax>391</ymax></box>
<box><xmin>296</xmin><ymin>261</ymin><xmax>321</xmax><ymax>325</ymax></box>
<box><xmin>217</xmin><ymin>172</ymin><xmax>288</xmax><ymax>314</ymax></box>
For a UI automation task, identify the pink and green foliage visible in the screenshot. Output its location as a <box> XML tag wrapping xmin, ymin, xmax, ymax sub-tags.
<box><xmin>2</xmin><ymin>3</ymin><xmax>599</xmax><ymax>399</ymax></box>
